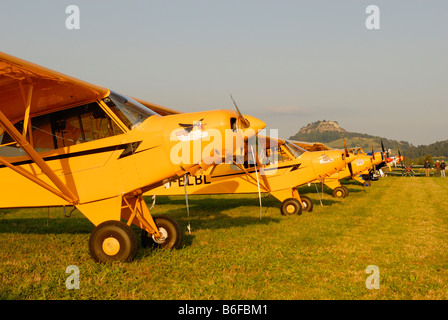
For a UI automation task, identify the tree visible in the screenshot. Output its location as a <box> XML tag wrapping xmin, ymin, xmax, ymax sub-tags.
<box><xmin>424</xmin><ymin>154</ymin><xmax>434</xmax><ymax>165</ymax></box>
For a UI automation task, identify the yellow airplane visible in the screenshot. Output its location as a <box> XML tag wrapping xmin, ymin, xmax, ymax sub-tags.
<box><xmin>291</xmin><ymin>141</ymin><xmax>382</xmax><ymax>197</ymax></box>
<box><xmin>0</xmin><ymin>52</ymin><xmax>265</xmax><ymax>263</ymax></box>
<box><xmin>147</xmin><ymin>135</ymin><xmax>353</xmax><ymax>216</ymax></box>
<box><xmin>347</xmin><ymin>147</ymin><xmax>383</xmax><ymax>185</ymax></box>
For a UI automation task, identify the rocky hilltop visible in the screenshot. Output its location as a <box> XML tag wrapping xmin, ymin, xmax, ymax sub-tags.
<box><xmin>288</xmin><ymin>120</ymin><xmax>448</xmax><ymax>161</ymax></box>
<box><xmin>290</xmin><ymin>120</ymin><xmax>348</xmax><ymax>144</ymax></box>
<box><xmin>297</xmin><ymin>120</ymin><xmax>346</xmax><ymax>134</ymax></box>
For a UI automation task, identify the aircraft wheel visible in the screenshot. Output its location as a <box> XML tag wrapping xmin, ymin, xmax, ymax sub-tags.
<box><xmin>300</xmin><ymin>196</ymin><xmax>314</xmax><ymax>213</ymax></box>
<box><xmin>89</xmin><ymin>221</ymin><xmax>138</xmax><ymax>263</ymax></box>
<box><xmin>141</xmin><ymin>215</ymin><xmax>183</xmax><ymax>250</ymax></box>
<box><xmin>280</xmin><ymin>198</ymin><xmax>303</xmax><ymax>216</ymax></box>
<box><xmin>363</xmin><ymin>181</ymin><xmax>371</xmax><ymax>187</ymax></box>
<box><xmin>332</xmin><ymin>187</ymin><xmax>346</xmax><ymax>198</ymax></box>
<box><xmin>341</xmin><ymin>186</ymin><xmax>349</xmax><ymax>197</ymax></box>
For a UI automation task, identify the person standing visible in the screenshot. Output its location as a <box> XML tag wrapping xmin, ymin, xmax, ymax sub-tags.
<box><xmin>441</xmin><ymin>160</ymin><xmax>446</xmax><ymax>178</ymax></box>
<box><xmin>435</xmin><ymin>160</ymin><xmax>441</xmax><ymax>177</ymax></box>
<box><xmin>424</xmin><ymin>160</ymin><xmax>431</xmax><ymax>177</ymax></box>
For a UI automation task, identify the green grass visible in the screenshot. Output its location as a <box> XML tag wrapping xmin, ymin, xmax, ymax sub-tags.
<box><xmin>1</xmin><ymin>177</ymin><xmax>448</xmax><ymax>300</ymax></box>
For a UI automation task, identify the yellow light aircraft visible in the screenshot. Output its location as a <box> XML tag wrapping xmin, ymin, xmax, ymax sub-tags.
<box><xmin>0</xmin><ymin>52</ymin><xmax>265</xmax><ymax>263</ymax></box>
<box><xmin>291</xmin><ymin>141</ymin><xmax>383</xmax><ymax>197</ymax></box>
<box><xmin>147</xmin><ymin>135</ymin><xmax>353</xmax><ymax>216</ymax></box>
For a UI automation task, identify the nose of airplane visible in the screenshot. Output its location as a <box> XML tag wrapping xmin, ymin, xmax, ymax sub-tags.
<box><xmin>308</xmin><ymin>150</ymin><xmax>348</xmax><ymax>178</ymax></box>
<box><xmin>374</xmin><ymin>152</ymin><xmax>383</xmax><ymax>164</ymax></box>
<box><xmin>334</xmin><ymin>150</ymin><xmax>348</xmax><ymax>171</ymax></box>
<box><xmin>344</xmin><ymin>151</ymin><xmax>355</xmax><ymax>164</ymax></box>
<box><xmin>343</xmin><ymin>151</ymin><xmax>356</xmax><ymax>178</ymax></box>
<box><xmin>241</xmin><ymin>114</ymin><xmax>266</xmax><ymax>133</ymax></box>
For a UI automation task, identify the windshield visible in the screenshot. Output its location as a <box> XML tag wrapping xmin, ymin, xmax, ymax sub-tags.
<box><xmin>285</xmin><ymin>140</ymin><xmax>307</xmax><ymax>158</ymax></box>
<box><xmin>103</xmin><ymin>91</ymin><xmax>159</xmax><ymax>130</ymax></box>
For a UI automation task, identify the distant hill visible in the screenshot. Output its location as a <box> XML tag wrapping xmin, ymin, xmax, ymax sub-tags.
<box><xmin>288</xmin><ymin>120</ymin><xmax>448</xmax><ymax>162</ymax></box>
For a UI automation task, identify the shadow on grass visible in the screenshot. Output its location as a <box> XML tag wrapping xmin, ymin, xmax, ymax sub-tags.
<box><xmin>146</xmin><ymin>195</ymin><xmax>282</xmax><ymax>233</ymax></box>
<box><xmin>297</xmin><ymin>182</ymin><xmax>366</xmax><ymax>198</ymax></box>
<box><xmin>0</xmin><ymin>216</ymin><xmax>92</xmax><ymax>235</ymax></box>
<box><xmin>0</xmin><ymin>196</ymin><xmax>282</xmax><ymax>237</ymax></box>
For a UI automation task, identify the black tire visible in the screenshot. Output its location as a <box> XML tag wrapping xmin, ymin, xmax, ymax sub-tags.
<box><xmin>300</xmin><ymin>195</ymin><xmax>314</xmax><ymax>213</ymax></box>
<box><xmin>332</xmin><ymin>187</ymin><xmax>346</xmax><ymax>198</ymax></box>
<box><xmin>341</xmin><ymin>186</ymin><xmax>349</xmax><ymax>197</ymax></box>
<box><xmin>89</xmin><ymin>220</ymin><xmax>138</xmax><ymax>263</ymax></box>
<box><xmin>141</xmin><ymin>215</ymin><xmax>183</xmax><ymax>250</ymax></box>
<box><xmin>280</xmin><ymin>198</ymin><xmax>302</xmax><ymax>216</ymax></box>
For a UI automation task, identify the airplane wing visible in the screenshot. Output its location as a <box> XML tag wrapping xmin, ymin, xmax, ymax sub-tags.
<box><xmin>133</xmin><ymin>97</ymin><xmax>181</xmax><ymax>116</ymax></box>
<box><xmin>0</xmin><ymin>51</ymin><xmax>112</xmax><ymax>204</ymax></box>
<box><xmin>289</xmin><ymin>140</ymin><xmax>332</xmax><ymax>151</ymax></box>
<box><xmin>0</xmin><ymin>51</ymin><xmax>109</xmax><ymax>124</ymax></box>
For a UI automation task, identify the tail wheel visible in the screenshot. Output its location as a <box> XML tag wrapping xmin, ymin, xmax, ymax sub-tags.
<box><xmin>141</xmin><ymin>215</ymin><xmax>183</xmax><ymax>250</ymax></box>
<box><xmin>332</xmin><ymin>187</ymin><xmax>346</xmax><ymax>198</ymax></box>
<box><xmin>89</xmin><ymin>221</ymin><xmax>138</xmax><ymax>263</ymax></box>
<box><xmin>300</xmin><ymin>196</ymin><xmax>314</xmax><ymax>213</ymax></box>
<box><xmin>280</xmin><ymin>198</ymin><xmax>302</xmax><ymax>216</ymax></box>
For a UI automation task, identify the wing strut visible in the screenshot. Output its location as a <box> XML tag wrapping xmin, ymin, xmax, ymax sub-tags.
<box><xmin>0</xmin><ymin>111</ymin><xmax>79</xmax><ymax>205</ymax></box>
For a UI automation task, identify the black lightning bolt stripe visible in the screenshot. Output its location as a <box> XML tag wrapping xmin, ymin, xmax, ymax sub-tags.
<box><xmin>0</xmin><ymin>141</ymin><xmax>144</xmax><ymax>169</ymax></box>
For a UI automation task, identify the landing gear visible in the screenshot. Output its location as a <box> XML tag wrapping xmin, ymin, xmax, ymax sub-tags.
<box><xmin>332</xmin><ymin>187</ymin><xmax>346</xmax><ymax>198</ymax></box>
<box><xmin>86</xmin><ymin>192</ymin><xmax>184</xmax><ymax>263</ymax></box>
<box><xmin>300</xmin><ymin>195</ymin><xmax>314</xmax><ymax>213</ymax></box>
<box><xmin>141</xmin><ymin>215</ymin><xmax>183</xmax><ymax>250</ymax></box>
<box><xmin>341</xmin><ymin>186</ymin><xmax>349</xmax><ymax>197</ymax></box>
<box><xmin>89</xmin><ymin>221</ymin><xmax>138</xmax><ymax>263</ymax></box>
<box><xmin>280</xmin><ymin>198</ymin><xmax>303</xmax><ymax>216</ymax></box>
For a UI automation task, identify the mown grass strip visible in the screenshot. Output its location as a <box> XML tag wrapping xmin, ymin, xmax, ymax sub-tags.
<box><xmin>1</xmin><ymin>177</ymin><xmax>447</xmax><ymax>299</ymax></box>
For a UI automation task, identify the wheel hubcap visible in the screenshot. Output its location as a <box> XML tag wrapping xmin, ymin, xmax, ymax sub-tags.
<box><xmin>152</xmin><ymin>227</ymin><xmax>168</xmax><ymax>244</ymax></box>
<box><xmin>286</xmin><ymin>204</ymin><xmax>296</xmax><ymax>214</ymax></box>
<box><xmin>102</xmin><ymin>237</ymin><xmax>120</xmax><ymax>256</ymax></box>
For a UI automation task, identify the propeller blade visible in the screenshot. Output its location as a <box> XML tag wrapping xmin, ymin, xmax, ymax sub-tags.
<box><xmin>343</xmin><ymin>135</ymin><xmax>349</xmax><ymax>157</ymax></box>
<box><xmin>348</xmin><ymin>162</ymin><xmax>354</xmax><ymax>179</ymax></box>
<box><xmin>250</xmin><ymin>145</ymin><xmax>263</xmax><ymax>220</ymax></box>
<box><xmin>229</xmin><ymin>93</ymin><xmax>250</xmax><ymax>129</ymax></box>
<box><xmin>372</xmin><ymin>145</ymin><xmax>375</xmax><ymax>160</ymax></box>
<box><xmin>398</xmin><ymin>148</ymin><xmax>404</xmax><ymax>168</ymax></box>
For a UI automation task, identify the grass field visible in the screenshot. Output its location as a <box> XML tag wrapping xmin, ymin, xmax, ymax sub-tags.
<box><xmin>1</xmin><ymin>177</ymin><xmax>448</xmax><ymax>300</ymax></box>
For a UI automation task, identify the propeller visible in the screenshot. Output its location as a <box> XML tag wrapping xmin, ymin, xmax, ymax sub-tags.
<box><xmin>250</xmin><ymin>145</ymin><xmax>263</xmax><ymax>220</ymax></box>
<box><xmin>348</xmin><ymin>162</ymin><xmax>354</xmax><ymax>179</ymax></box>
<box><xmin>342</xmin><ymin>135</ymin><xmax>353</xmax><ymax>178</ymax></box>
<box><xmin>342</xmin><ymin>135</ymin><xmax>349</xmax><ymax>157</ymax></box>
<box><xmin>381</xmin><ymin>139</ymin><xmax>392</xmax><ymax>171</ymax></box>
<box><xmin>229</xmin><ymin>93</ymin><xmax>251</xmax><ymax>129</ymax></box>
<box><xmin>398</xmin><ymin>148</ymin><xmax>404</xmax><ymax>169</ymax></box>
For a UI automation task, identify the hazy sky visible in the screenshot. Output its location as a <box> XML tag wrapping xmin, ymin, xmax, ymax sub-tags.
<box><xmin>1</xmin><ymin>0</ymin><xmax>447</xmax><ymax>145</ymax></box>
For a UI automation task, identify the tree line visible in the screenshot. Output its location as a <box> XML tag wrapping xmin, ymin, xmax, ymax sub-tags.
<box><xmin>289</xmin><ymin>129</ymin><xmax>448</xmax><ymax>164</ymax></box>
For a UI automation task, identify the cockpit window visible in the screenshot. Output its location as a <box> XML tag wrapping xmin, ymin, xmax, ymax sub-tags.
<box><xmin>103</xmin><ymin>91</ymin><xmax>158</xmax><ymax>130</ymax></box>
<box><xmin>0</xmin><ymin>101</ymin><xmax>124</xmax><ymax>155</ymax></box>
<box><xmin>284</xmin><ymin>140</ymin><xmax>306</xmax><ymax>158</ymax></box>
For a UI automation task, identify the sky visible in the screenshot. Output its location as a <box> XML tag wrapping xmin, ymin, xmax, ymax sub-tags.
<box><xmin>1</xmin><ymin>0</ymin><xmax>447</xmax><ymax>146</ymax></box>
